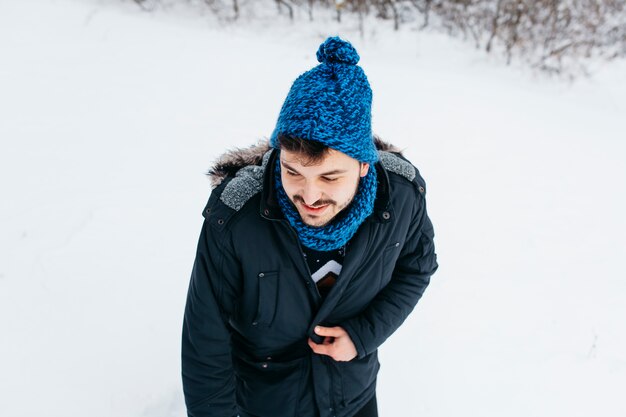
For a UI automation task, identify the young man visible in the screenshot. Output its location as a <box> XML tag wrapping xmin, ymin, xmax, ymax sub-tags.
<box><xmin>182</xmin><ymin>37</ymin><xmax>438</xmax><ymax>417</ymax></box>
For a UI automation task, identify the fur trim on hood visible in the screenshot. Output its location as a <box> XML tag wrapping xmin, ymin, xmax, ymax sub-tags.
<box><xmin>206</xmin><ymin>136</ymin><xmax>403</xmax><ymax>189</ymax></box>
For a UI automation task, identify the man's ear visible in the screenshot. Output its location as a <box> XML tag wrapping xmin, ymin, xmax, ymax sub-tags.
<box><xmin>360</xmin><ymin>162</ymin><xmax>370</xmax><ymax>177</ymax></box>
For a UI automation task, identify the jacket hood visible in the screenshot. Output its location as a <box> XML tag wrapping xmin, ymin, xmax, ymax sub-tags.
<box><xmin>206</xmin><ymin>136</ymin><xmax>403</xmax><ymax>189</ymax></box>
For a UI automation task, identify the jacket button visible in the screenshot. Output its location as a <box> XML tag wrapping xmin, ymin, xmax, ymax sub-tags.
<box><xmin>395</xmin><ymin>242</ymin><xmax>400</xmax><ymax>247</ymax></box>
<box><xmin>252</xmin><ymin>321</ymin><xmax>258</xmax><ymax>326</ymax></box>
<box><xmin>266</xmin><ymin>356</ymin><xmax>272</xmax><ymax>360</ymax></box>
<box><xmin>261</xmin><ymin>362</ymin><xmax>268</xmax><ymax>369</ymax></box>
<box><xmin>382</xmin><ymin>211</ymin><xmax>390</xmax><ymax>220</ymax></box>
<box><xmin>419</xmin><ymin>186</ymin><xmax>425</xmax><ymax>193</ymax></box>
<box><xmin>217</xmin><ymin>219</ymin><xmax>224</xmax><ymax>225</ymax></box>
<box><xmin>259</xmin><ymin>272</ymin><xmax>265</xmax><ymax>278</ymax></box>
<box><xmin>263</xmin><ymin>209</ymin><xmax>270</xmax><ymax>216</ymax></box>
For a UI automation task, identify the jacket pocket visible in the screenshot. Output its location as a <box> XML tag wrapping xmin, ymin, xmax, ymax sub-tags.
<box><xmin>379</xmin><ymin>241</ymin><xmax>402</xmax><ymax>287</ymax></box>
<box><xmin>383</xmin><ymin>240</ymin><xmax>402</xmax><ymax>266</ymax></box>
<box><xmin>253</xmin><ymin>271</ymin><xmax>278</xmax><ymax>327</ymax></box>
<box><xmin>234</xmin><ymin>353</ymin><xmax>308</xmax><ymax>417</ymax></box>
<box><xmin>338</xmin><ymin>350</ymin><xmax>380</xmax><ymax>407</ymax></box>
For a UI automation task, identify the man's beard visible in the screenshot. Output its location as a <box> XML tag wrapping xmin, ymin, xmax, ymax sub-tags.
<box><xmin>291</xmin><ymin>183</ymin><xmax>359</xmax><ymax>227</ymax></box>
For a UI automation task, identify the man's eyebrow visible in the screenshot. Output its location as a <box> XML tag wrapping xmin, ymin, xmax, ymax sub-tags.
<box><xmin>280</xmin><ymin>160</ymin><xmax>348</xmax><ymax>176</ymax></box>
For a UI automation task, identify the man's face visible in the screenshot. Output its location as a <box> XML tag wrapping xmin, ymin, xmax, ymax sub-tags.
<box><xmin>280</xmin><ymin>148</ymin><xmax>370</xmax><ymax>227</ymax></box>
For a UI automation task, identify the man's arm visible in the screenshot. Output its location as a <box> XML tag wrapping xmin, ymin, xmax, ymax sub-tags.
<box><xmin>341</xmin><ymin>189</ymin><xmax>438</xmax><ymax>359</ymax></box>
<box><xmin>182</xmin><ymin>220</ymin><xmax>239</xmax><ymax>417</ymax></box>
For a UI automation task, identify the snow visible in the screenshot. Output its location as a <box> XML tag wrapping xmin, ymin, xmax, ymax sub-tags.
<box><xmin>1</xmin><ymin>0</ymin><xmax>625</xmax><ymax>416</ymax></box>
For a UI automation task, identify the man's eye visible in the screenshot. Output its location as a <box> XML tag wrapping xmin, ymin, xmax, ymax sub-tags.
<box><xmin>286</xmin><ymin>170</ymin><xmax>299</xmax><ymax>176</ymax></box>
<box><xmin>322</xmin><ymin>177</ymin><xmax>338</xmax><ymax>182</ymax></box>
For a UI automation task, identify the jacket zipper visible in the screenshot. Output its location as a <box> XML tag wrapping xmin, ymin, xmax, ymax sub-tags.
<box><xmin>324</xmin><ymin>356</ymin><xmax>337</xmax><ymax>417</ymax></box>
<box><xmin>283</xmin><ymin>221</ymin><xmax>339</xmax><ymax>415</ymax></box>
<box><xmin>281</xmin><ymin>221</ymin><xmax>322</xmax><ymax>303</ymax></box>
<box><xmin>270</xmin><ymin>218</ymin><xmax>337</xmax><ymax>414</ymax></box>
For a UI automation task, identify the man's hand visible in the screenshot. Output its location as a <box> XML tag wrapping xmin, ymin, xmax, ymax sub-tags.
<box><xmin>308</xmin><ymin>325</ymin><xmax>357</xmax><ymax>362</ymax></box>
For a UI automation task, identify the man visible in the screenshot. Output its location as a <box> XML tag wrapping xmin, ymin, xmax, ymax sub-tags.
<box><xmin>182</xmin><ymin>36</ymin><xmax>438</xmax><ymax>417</ymax></box>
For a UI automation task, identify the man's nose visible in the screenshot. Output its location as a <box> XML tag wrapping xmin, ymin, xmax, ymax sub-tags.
<box><xmin>301</xmin><ymin>182</ymin><xmax>322</xmax><ymax>206</ymax></box>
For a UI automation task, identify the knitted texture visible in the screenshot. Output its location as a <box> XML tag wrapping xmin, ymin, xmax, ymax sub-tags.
<box><xmin>274</xmin><ymin>151</ymin><xmax>378</xmax><ymax>251</ymax></box>
<box><xmin>269</xmin><ymin>36</ymin><xmax>378</xmax><ymax>165</ymax></box>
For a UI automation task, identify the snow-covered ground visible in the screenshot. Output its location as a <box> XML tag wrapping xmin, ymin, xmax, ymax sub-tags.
<box><xmin>1</xmin><ymin>0</ymin><xmax>625</xmax><ymax>416</ymax></box>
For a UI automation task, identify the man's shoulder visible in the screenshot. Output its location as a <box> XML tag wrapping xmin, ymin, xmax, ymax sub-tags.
<box><xmin>200</xmin><ymin>141</ymin><xmax>274</xmax><ymax>231</ymax></box>
<box><xmin>200</xmin><ymin>177</ymin><xmax>266</xmax><ymax>238</ymax></box>
<box><xmin>206</xmin><ymin>140</ymin><xmax>273</xmax><ymax>206</ymax></box>
<box><xmin>377</xmin><ymin>150</ymin><xmax>428</xmax><ymax>197</ymax></box>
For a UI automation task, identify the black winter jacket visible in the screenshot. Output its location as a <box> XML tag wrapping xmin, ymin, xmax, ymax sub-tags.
<box><xmin>182</xmin><ymin>139</ymin><xmax>438</xmax><ymax>417</ymax></box>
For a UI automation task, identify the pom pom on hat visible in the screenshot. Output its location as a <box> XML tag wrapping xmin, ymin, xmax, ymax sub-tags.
<box><xmin>316</xmin><ymin>36</ymin><xmax>360</xmax><ymax>66</ymax></box>
<box><xmin>270</xmin><ymin>36</ymin><xmax>377</xmax><ymax>165</ymax></box>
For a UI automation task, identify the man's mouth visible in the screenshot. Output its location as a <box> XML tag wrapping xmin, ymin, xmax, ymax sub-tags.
<box><xmin>301</xmin><ymin>202</ymin><xmax>329</xmax><ymax>214</ymax></box>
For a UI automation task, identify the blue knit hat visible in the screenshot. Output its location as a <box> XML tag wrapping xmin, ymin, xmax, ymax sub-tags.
<box><xmin>269</xmin><ymin>36</ymin><xmax>378</xmax><ymax>164</ymax></box>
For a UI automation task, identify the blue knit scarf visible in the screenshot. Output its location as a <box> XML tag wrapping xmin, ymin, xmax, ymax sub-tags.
<box><xmin>274</xmin><ymin>152</ymin><xmax>377</xmax><ymax>251</ymax></box>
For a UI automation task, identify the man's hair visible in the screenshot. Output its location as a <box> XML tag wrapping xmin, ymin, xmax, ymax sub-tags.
<box><xmin>277</xmin><ymin>133</ymin><xmax>331</xmax><ymax>165</ymax></box>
